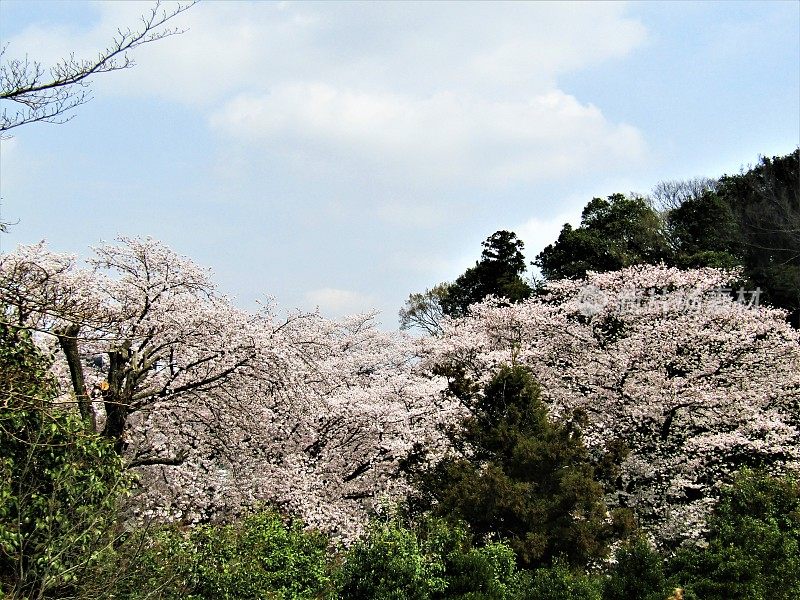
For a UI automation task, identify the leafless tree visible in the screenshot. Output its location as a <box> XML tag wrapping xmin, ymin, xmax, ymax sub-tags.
<box><xmin>0</xmin><ymin>0</ymin><xmax>196</xmax><ymax>136</ymax></box>
<box><xmin>649</xmin><ymin>177</ymin><xmax>718</xmax><ymax>212</ymax></box>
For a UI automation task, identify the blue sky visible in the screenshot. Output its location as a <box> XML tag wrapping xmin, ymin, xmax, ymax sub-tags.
<box><xmin>1</xmin><ymin>1</ymin><xmax>798</xmax><ymax>327</ymax></box>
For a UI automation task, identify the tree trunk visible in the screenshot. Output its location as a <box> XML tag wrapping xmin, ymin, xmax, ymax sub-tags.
<box><xmin>101</xmin><ymin>350</ymin><xmax>129</xmax><ymax>454</ymax></box>
<box><xmin>56</xmin><ymin>323</ymin><xmax>96</xmax><ymax>430</ymax></box>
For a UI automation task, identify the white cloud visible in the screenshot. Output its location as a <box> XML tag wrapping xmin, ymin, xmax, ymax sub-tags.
<box><xmin>210</xmin><ymin>84</ymin><xmax>646</xmax><ymax>186</ymax></box>
<box><xmin>304</xmin><ymin>287</ymin><xmax>377</xmax><ymax>318</ymax></box>
<box><xmin>391</xmin><ymin>202</ymin><xmax>588</xmax><ymax>283</ymax></box>
<box><xmin>4</xmin><ymin>2</ymin><xmax>648</xmax><ymax>186</ymax></box>
<box><xmin>101</xmin><ymin>1</ymin><xmax>643</xmax><ymax>102</ymax></box>
<box><xmin>469</xmin><ymin>4</ymin><xmax>646</xmax><ymax>85</ymax></box>
<box><xmin>389</xmin><ymin>251</ymin><xmax>464</xmax><ymax>279</ymax></box>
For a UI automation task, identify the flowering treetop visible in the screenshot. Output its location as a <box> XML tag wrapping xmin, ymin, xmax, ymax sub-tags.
<box><xmin>422</xmin><ymin>265</ymin><xmax>800</xmax><ymax>545</ymax></box>
<box><xmin>0</xmin><ymin>238</ymin><xmax>455</xmax><ymax>537</ymax></box>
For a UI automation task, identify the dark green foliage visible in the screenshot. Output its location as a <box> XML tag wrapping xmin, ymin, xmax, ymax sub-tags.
<box><xmin>668</xmin><ymin>469</ymin><xmax>800</xmax><ymax>600</ymax></box>
<box><xmin>399</xmin><ymin>231</ymin><xmax>532</xmax><ymax>331</ymax></box>
<box><xmin>533</xmin><ymin>151</ymin><xmax>799</xmax><ymax>326</ymax></box>
<box><xmin>111</xmin><ymin>509</ymin><xmax>333</xmax><ymax>600</ymax></box>
<box><xmin>666</xmin><ymin>151</ymin><xmax>800</xmax><ymax>325</ymax></box>
<box><xmin>96</xmin><ymin>471</ymin><xmax>800</xmax><ymax>600</ymax></box>
<box><xmin>399</xmin><ymin>230</ymin><xmax>533</xmax><ymax>331</ymax></box>
<box><xmin>441</xmin><ymin>231</ymin><xmax>532</xmax><ymax>318</ymax></box>
<box><xmin>534</xmin><ymin>194</ymin><xmax>670</xmax><ymax>280</ymax></box>
<box><xmin>0</xmin><ymin>325</ymin><xmax>130</xmax><ymax>599</ymax></box>
<box><xmin>666</xmin><ymin>191</ymin><xmax>742</xmax><ymax>269</ymax></box>
<box><xmin>603</xmin><ymin>537</ymin><xmax>669</xmax><ymax>600</ymax></box>
<box><xmin>413</xmin><ymin>365</ymin><xmax>626</xmax><ymax>569</ymax></box>
<box><xmin>516</xmin><ymin>559</ymin><xmax>602</xmax><ymax>600</ymax></box>
<box><xmin>716</xmin><ymin>150</ymin><xmax>800</xmax><ymax>327</ymax></box>
<box><xmin>337</xmin><ymin>515</ymin><xmax>521</xmax><ymax>599</ymax></box>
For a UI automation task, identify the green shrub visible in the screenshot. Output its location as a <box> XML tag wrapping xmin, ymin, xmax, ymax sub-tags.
<box><xmin>420</xmin><ymin>516</ymin><xmax>519</xmax><ymax>599</ymax></box>
<box><xmin>0</xmin><ymin>326</ymin><xmax>131</xmax><ymax>599</ymax></box>
<box><xmin>515</xmin><ymin>559</ymin><xmax>602</xmax><ymax>600</ymax></box>
<box><xmin>603</xmin><ymin>537</ymin><xmax>669</xmax><ymax>600</ymax></box>
<box><xmin>337</xmin><ymin>516</ymin><xmax>438</xmax><ymax>600</ymax></box>
<box><xmin>669</xmin><ymin>469</ymin><xmax>800</xmax><ymax>600</ymax></box>
<box><xmin>336</xmin><ymin>515</ymin><xmax>522</xmax><ymax>599</ymax></box>
<box><xmin>112</xmin><ymin>509</ymin><xmax>333</xmax><ymax>600</ymax></box>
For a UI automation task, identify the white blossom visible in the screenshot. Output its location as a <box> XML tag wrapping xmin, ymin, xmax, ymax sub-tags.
<box><xmin>422</xmin><ymin>265</ymin><xmax>800</xmax><ymax>545</ymax></box>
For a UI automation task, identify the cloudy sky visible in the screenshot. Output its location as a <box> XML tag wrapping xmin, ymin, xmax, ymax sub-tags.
<box><xmin>1</xmin><ymin>1</ymin><xmax>798</xmax><ymax>327</ymax></box>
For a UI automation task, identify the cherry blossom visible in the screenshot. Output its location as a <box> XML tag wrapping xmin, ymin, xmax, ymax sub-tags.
<box><xmin>6</xmin><ymin>241</ymin><xmax>794</xmax><ymax>546</ymax></box>
<box><xmin>422</xmin><ymin>265</ymin><xmax>800</xmax><ymax>546</ymax></box>
<box><xmin>0</xmin><ymin>238</ymin><xmax>454</xmax><ymax>537</ymax></box>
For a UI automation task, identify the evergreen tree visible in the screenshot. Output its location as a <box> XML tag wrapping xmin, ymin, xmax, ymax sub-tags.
<box><xmin>534</xmin><ymin>194</ymin><xmax>670</xmax><ymax>280</ymax></box>
<box><xmin>666</xmin><ymin>190</ymin><xmax>742</xmax><ymax>269</ymax></box>
<box><xmin>717</xmin><ymin>150</ymin><xmax>799</xmax><ymax>327</ymax></box>
<box><xmin>399</xmin><ymin>231</ymin><xmax>532</xmax><ymax>331</ymax></box>
<box><xmin>442</xmin><ymin>231</ymin><xmax>532</xmax><ymax>318</ymax></box>
<box><xmin>412</xmin><ymin>365</ymin><xmax>627</xmax><ymax>569</ymax></box>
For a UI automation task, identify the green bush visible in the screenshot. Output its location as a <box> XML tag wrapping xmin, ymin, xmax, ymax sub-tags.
<box><xmin>0</xmin><ymin>325</ymin><xmax>131</xmax><ymax>599</ymax></box>
<box><xmin>337</xmin><ymin>516</ymin><xmax>439</xmax><ymax>600</ymax></box>
<box><xmin>421</xmin><ymin>516</ymin><xmax>519</xmax><ymax>599</ymax></box>
<box><xmin>336</xmin><ymin>515</ymin><xmax>522</xmax><ymax>599</ymax></box>
<box><xmin>516</xmin><ymin>559</ymin><xmax>602</xmax><ymax>600</ymax></box>
<box><xmin>111</xmin><ymin>509</ymin><xmax>333</xmax><ymax>600</ymax></box>
<box><xmin>669</xmin><ymin>469</ymin><xmax>800</xmax><ymax>600</ymax></box>
<box><xmin>603</xmin><ymin>537</ymin><xmax>669</xmax><ymax>600</ymax></box>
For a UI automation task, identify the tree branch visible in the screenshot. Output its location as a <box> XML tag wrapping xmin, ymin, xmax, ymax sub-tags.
<box><xmin>0</xmin><ymin>1</ymin><xmax>197</xmax><ymax>134</ymax></box>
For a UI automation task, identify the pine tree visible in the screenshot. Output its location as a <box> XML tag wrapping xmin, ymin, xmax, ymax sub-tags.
<box><xmin>413</xmin><ymin>365</ymin><xmax>627</xmax><ymax>569</ymax></box>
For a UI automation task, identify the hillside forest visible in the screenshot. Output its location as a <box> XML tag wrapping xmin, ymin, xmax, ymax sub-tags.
<box><xmin>1</xmin><ymin>149</ymin><xmax>798</xmax><ymax>599</ymax></box>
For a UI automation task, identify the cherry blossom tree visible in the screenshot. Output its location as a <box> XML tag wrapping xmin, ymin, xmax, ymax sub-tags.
<box><xmin>128</xmin><ymin>310</ymin><xmax>453</xmax><ymax>537</ymax></box>
<box><xmin>0</xmin><ymin>238</ymin><xmax>455</xmax><ymax>537</ymax></box>
<box><xmin>421</xmin><ymin>265</ymin><xmax>800</xmax><ymax>546</ymax></box>
<box><xmin>0</xmin><ymin>238</ymin><xmax>269</xmax><ymax>448</ymax></box>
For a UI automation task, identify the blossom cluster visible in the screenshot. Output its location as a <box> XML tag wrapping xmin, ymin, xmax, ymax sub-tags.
<box><xmin>575</xmin><ymin>282</ymin><xmax>762</xmax><ymax>318</ymax></box>
<box><xmin>422</xmin><ymin>265</ymin><xmax>800</xmax><ymax>545</ymax></box>
<box><xmin>3</xmin><ymin>243</ymin><xmax>797</xmax><ymax>547</ymax></box>
<box><xmin>0</xmin><ymin>239</ymin><xmax>456</xmax><ymax>539</ymax></box>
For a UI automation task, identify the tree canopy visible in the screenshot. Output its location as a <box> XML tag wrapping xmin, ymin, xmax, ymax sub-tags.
<box><xmin>412</xmin><ymin>365</ymin><xmax>625</xmax><ymax>569</ymax></box>
<box><xmin>532</xmin><ymin>150</ymin><xmax>799</xmax><ymax>327</ymax></box>
<box><xmin>423</xmin><ymin>265</ymin><xmax>800</xmax><ymax>547</ymax></box>
<box><xmin>718</xmin><ymin>151</ymin><xmax>799</xmax><ymax>326</ymax></box>
<box><xmin>669</xmin><ymin>469</ymin><xmax>800</xmax><ymax>600</ymax></box>
<box><xmin>400</xmin><ymin>230</ymin><xmax>532</xmax><ymax>332</ymax></box>
<box><xmin>0</xmin><ymin>238</ymin><xmax>456</xmax><ymax>536</ymax></box>
<box><xmin>534</xmin><ymin>194</ymin><xmax>670</xmax><ymax>281</ymax></box>
<box><xmin>442</xmin><ymin>231</ymin><xmax>532</xmax><ymax>318</ymax></box>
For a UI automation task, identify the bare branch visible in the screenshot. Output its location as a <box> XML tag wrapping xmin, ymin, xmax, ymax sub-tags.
<box><xmin>0</xmin><ymin>1</ymin><xmax>197</xmax><ymax>135</ymax></box>
<box><xmin>648</xmin><ymin>177</ymin><xmax>718</xmax><ymax>212</ymax></box>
